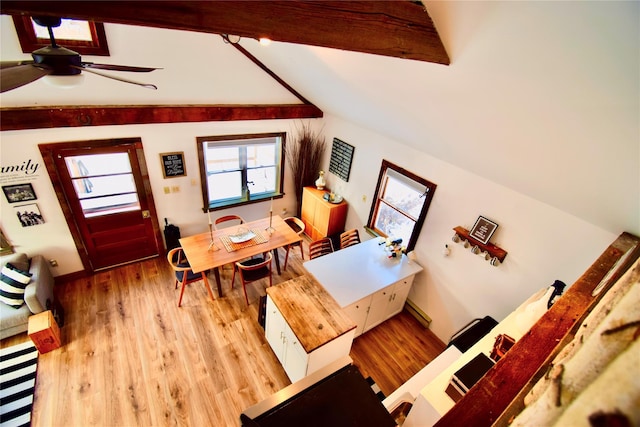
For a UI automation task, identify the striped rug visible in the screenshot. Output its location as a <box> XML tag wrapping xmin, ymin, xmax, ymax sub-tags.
<box><xmin>0</xmin><ymin>341</ymin><xmax>38</xmax><ymax>427</ymax></box>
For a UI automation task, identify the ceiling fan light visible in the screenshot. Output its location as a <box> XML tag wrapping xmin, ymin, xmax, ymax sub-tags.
<box><xmin>43</xmin><ymin>74</ymin><xmax>85</xmax><ymax>89</ymax></box>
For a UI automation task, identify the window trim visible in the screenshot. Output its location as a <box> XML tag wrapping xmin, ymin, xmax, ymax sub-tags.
<box><xmin>12</xmin><ymin>16</ymin><xmax>110</xmax><ymax>56</ymax></box>
<box><xmin>196</xmin><ymin>132</ymin><xmax>286</xmax><ymax>212</ymax></box>
<box><xmin>367</xmin><ymin>160</ymin><xmax>437</xmax><ymax>252</ymax></box>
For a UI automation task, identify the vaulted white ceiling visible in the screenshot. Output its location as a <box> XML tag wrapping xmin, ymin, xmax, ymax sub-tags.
<box><xmin>1</xmin><ymin>1</ymin><xmax>638</xmax><ymax>235</ymax></box>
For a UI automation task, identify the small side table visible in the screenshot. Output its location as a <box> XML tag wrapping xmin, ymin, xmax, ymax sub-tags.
<box><xmin>28</xmin><ymin>310</ymin><xmax>61</xmax><ymax>354</ymax></box>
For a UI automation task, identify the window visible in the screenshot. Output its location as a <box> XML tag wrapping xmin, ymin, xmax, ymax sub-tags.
<box><xmin>197</xmin><ymin>133</ymin><xmax>285</xmax><ymax>210</ymax></box>
<box><xmin>12</xmin><ymin>16</ymin><xmax>110</xmax><ymax>56</ymax></box>
<box><xmin>65</xmin><ymin>152</ymin><xmax>140</xmax><ymax>217</ymax></box>
<box><xmin>367</xmin><ymin>160</ymin><xmax>437</xmax><ymax>252</ymax></box>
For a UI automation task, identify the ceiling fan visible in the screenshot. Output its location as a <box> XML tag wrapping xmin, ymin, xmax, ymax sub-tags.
<box><xmin>1</xmin><ymin>16</ymin><xmax>160</xmax><ymax>93</ymax></box>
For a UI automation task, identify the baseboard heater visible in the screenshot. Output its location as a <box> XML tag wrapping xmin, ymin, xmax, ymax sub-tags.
<box><xmin>404</xmin><ymin>299</ymin><xmax>432</xmax><ymax>328</ymax></box>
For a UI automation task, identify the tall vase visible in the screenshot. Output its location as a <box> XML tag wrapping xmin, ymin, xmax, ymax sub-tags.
<box><xmin>315</xmin><ymin>170</ymin><xmax>326</xmax><ymax>190</ymax></box>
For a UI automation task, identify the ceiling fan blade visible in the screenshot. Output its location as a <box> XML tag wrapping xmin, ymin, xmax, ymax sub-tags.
<box><xmin>72</xmin><ymin>66</ymin><xmax>157</xmax><ymax>90</ymax></box>
<box><xmin>1</xmin><ymin>60</ymin><xmax>35</xmax><ymax>69</ymax></box>
<box><xmin>82</xmin><ymin>63</ymin><xmax>161</xmax><ymax>73</ymax></box>
<box><xmin>1</xmin><ymin>64</ymin><xmax>51</xmax><ymax>93</ymax></box>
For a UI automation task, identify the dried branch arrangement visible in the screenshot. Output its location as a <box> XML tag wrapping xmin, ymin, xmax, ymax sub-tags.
<box><xmin>286</xmin><ymin>122</ymin><xmax>326</xmax><ymax>216</ymax></box>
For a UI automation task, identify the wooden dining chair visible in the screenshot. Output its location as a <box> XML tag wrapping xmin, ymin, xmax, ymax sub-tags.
<box><xmin>214</xmin><ymin>214</ymin><xmax>245</xmax><ymax>230</ymax></box>
<box><xmin>309</xmin><ymin>238</ymin><xmax>334</xmax><ymax>260</ymax></box>
<box><xmin>232</xmin><ymin>252</ymin><xmax>273</xmax><ymax>305</ymax></box>
<box><xmin>214</xmin><ymin>214</ymin><xmax>246</xmax><ymax>271</ymax></box>
<box><xmin>283</xmin><ymin>216</ymin><xmax>305</xmax><ymax>270</ymax></box>
<box><xmin>167</xmin><ymin>247</ymin><xmax>214</xmax><ymax>307</ymax></box>
<box><xmin>340</xmin><ymin>228</ymin><xmax>361</xmax><ymax>249</ymax></box>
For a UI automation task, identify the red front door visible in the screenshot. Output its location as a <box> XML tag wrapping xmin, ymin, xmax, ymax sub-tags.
<box><xmin>41</xmin><ymin>138</ymin><xmax>162</xmax><ymax>271</ymax></box>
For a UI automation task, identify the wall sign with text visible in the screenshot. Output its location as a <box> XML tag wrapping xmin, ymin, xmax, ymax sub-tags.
<box><xmin>329</xmin><ymin>138</ymin><xmax>354</xmax><ymax>182</ymax></box>
<box><xmin>469</xmin><ymin>216</ymin><xmax>499</xmax><ymax>245</ymax></box>
<box><xmin>160</xmin><ymin>152</ymin><xmax>186</xmax><ymax>178</ymax></box>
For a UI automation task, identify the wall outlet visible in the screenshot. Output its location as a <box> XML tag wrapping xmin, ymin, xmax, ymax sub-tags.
<box><xmin>171</xmin><ymin>186</ymin><xmax>180</xmax><ymax>193</ymax></box>
<box><xmin>49</xmin><ymin>259</ymin><xmax>58</xmax><ymax>267</ymax></box>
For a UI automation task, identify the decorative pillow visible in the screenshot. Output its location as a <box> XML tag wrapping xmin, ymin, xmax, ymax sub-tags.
<box><xmin>0</xmin><ymin>263</ymin><xmax>32</xmax><ymax>308</ymax></box>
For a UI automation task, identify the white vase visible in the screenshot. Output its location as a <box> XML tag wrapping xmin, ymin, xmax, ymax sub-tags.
<box><xmin>315</xmin><ymin>171</ymin><xmax>326</xmax><ymax>190</ymax></box>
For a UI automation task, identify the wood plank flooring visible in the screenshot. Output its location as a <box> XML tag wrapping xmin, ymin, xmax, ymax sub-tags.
<box><xmin>2</xmin><ymin>242</ymin><xmax>445</xmax><ymax>426</ymax></box>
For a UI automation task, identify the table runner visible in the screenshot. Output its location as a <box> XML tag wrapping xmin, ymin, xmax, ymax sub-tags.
<box><xmin>219</xmin><ymin>229</ymin><xmax>269</xmax><ymax>252</ymax></box>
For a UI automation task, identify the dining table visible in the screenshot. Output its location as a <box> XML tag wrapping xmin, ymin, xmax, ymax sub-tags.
<box><xmin>179</xmin><ymin>215</ymin><xmax>302</xmax><ymax>298</ymax></box>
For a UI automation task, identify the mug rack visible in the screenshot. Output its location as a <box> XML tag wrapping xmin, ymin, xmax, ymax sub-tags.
<box><xmin>452</xmin><ymin>226</ymin><xmax>507</xmax><ymax>266</ymax></box>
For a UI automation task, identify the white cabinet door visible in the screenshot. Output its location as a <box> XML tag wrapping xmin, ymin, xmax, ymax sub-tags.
<box><xmin>364</xmin><ymin>286</ymin><xmax>393</xmax><ymax>332</ymax></box>
<box><xmin>385</xmin><ymin>278</ymin><xmax>413</xmax><ymax>318</ymax></box>
<box><xmin>265</xmin><ymin>296</ymin><xmax>286</xmax><ymax>365</ymax></box>
<box><xmin>283</xmin><ymin>331</ymin><xmax>309</xmax><ymax>383</ymax></box>
<box><xmin>266</xmin><ymin>295</ymin><xmax>309</xmax><ymax>382</ymax></box>
<box><xmin>343</xmin><ymin>295</ymin><xmax>371</xmax><ymax>337</ymax></box>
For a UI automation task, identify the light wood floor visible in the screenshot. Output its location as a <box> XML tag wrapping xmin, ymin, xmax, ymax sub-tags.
<box><xmin>2</xmin><ymin>242</ymin><xmax>445</xmax><ymax>426</ymax></box>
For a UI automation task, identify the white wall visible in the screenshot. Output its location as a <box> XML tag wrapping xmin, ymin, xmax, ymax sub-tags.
<box><xmin>319</xmin><ymin>114</ymin><xmax>616</xmax><ymax>341</ymax></box>
<box><xmin>0</xmin><ymin>118</ymin><xmax>322</xmax><ymax>276</ymax></box>
<box><xmin>0</xmin><ymin>113</ymin><xmax>622</xmax><ymax>342</ymax></box>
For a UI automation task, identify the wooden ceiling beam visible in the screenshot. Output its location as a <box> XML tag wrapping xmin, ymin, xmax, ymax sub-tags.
<box><xmin>0</xmin><ymin>1</ymin><xmax>449</xmax><ymax>64</ymax></box>
<box><xmin>0</xmin><ymin>104</ymin><xmax>324</xmax><ymax>131</ymax></box>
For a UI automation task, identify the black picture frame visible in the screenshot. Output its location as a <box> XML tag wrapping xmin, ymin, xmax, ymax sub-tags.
<box><xmin>2</xmin><ymin>183</ymin><xmax>37</xmax><ymax>203</ymax></box>
<box><xmin>160</xmin><ymin>152</ymin><xmax>186</xmax><ymax>178</ymax></box>
<box><xmin>469</xmin><ymin>216</ymin><xmax>498</xmax><ymax>245</ymax></box>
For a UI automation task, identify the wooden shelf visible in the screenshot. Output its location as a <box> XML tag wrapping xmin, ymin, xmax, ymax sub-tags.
<box><xmin>453</xmin><ymin>226</ymin><xmax>507</xmax><ymax>265</ymax></box>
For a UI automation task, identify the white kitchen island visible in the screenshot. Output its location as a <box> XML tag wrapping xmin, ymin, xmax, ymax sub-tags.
<box><xmin>304</xmin><ymin>238</ymin><xmax>424</xmax><ymax>336</ymax></box>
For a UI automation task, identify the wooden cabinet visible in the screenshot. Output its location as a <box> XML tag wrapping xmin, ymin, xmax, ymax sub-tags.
<box><xmin>300</xmin><ymin>187</ymin><xmax>348</xmax><ymax>241</ymax></box>
<box><xmin>265</xmin><ymin>276</ymin><xmax>356</xmax><ymax>383</ymax></box>
<box><xmin>344</xmin><ymin>276</ymin><xmax>416</xmax><ymax>337</ymax></box>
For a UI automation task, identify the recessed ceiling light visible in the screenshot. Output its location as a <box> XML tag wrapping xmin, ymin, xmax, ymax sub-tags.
<box><xmin>259</xmin><ymin>38</ymin><xmax>272</xmax><ymax>46</ymax></box>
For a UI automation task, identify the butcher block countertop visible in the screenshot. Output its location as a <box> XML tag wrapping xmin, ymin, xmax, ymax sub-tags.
<box><xmin>266</xmin><ymin>275</ymin><xmax>356</xmax><ymax>354</ymax></box>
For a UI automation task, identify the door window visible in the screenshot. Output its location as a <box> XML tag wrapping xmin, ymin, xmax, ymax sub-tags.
<box><xmin>65</xmin><ymin>153</ymin><xmax>140</xmax><ymax>218</ymax></box>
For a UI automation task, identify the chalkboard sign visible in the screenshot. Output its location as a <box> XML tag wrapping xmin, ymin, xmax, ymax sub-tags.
<box><xmin>329</xmin><ymin>138</ymin><xmax>354</xmax><ymax>182</ymax></box>
<box><xmin>160</xmin><ymin>152</ymin><xmax>186</xmax><ymax>178</ymax></box>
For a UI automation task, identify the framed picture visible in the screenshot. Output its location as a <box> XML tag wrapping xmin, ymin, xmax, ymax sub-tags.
<box><xmin>160</xmin><ymin>152</ymin><xmax>186</xmax><ymax>178</ymax></box>
<box><xmin>14</xmin><ymin>203</ymin><xmax>44</xmax><ymax>227</ymax></box>
<box><xmin>2</xmin><ymin>183</ymin><xmax>37</xmax><ymax>203</ymax></box>
<box><xmin>469</xmin><ymin>215</ymin><xmax>498</xmax><ymax>245</ymax></box>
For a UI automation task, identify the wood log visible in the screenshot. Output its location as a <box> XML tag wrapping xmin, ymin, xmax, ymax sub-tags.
<box><xmin>553</xmin><ymin>339</ymin><xmax>640</xmax><ymax>427</ymax></box>
<box><xmin>434</xmin><ymin>232</ymin><xmax>640</xmax><ymax>427</ymax></box>
<box><xmin>511</xmin><ymin>260</ymin><xmax>639</xmax><ymax>426</ymax></box>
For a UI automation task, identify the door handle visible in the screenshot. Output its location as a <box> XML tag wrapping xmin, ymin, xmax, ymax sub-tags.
<box><xmin>142</xmin><ymin>210</ymin><xmax>151</xmax><ymax>218</ymax></box>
